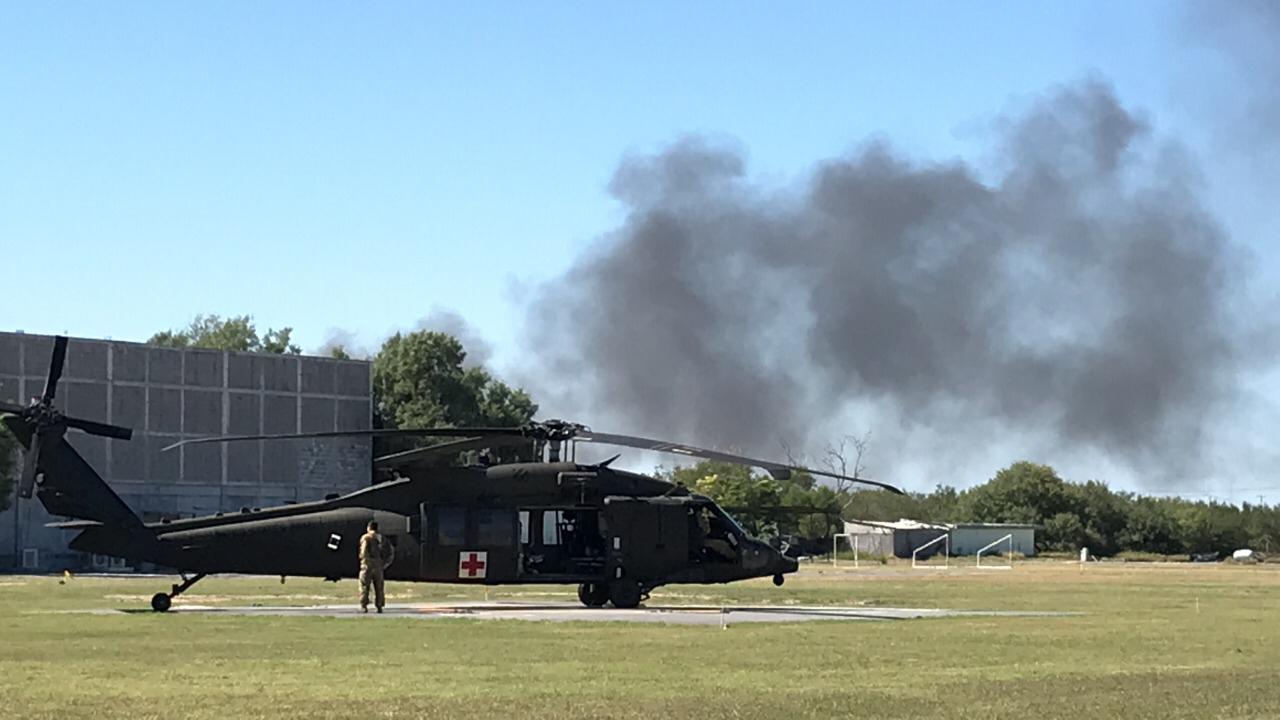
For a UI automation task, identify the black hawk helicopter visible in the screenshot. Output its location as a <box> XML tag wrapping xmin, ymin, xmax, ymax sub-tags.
<box><xmin>2</xmin><ymin>336</ymin><xmax>903</xmax><ymax>612</ymax></box>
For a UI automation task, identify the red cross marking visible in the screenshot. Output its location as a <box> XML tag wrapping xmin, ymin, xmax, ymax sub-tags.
<box><xmin>460</xmin><ymin>552</ymin><xmax>486</xmax><ymax>577</ymax></box>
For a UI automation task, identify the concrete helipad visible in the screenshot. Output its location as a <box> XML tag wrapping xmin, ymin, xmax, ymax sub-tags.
<box><xmin>156</xmin><ymin>600</ymin><xmax>1077</xmax><ymax>625</ymax></box>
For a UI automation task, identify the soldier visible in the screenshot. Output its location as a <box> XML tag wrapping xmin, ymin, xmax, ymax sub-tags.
<box><xmin>358</xmin><ymin>520</ymin><xmax>395</xmax><ymax>613</ymax></box>
<box><xmin>697</xmin><ymin>507</ymin><xmax>736</xmax><ymax>562</ymax></box>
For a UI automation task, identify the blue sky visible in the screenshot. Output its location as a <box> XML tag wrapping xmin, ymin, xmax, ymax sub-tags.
<box><xmin>2</xmin><ymin>3</ymin><xmax>1274</xmax><ymax>494</ymax></box>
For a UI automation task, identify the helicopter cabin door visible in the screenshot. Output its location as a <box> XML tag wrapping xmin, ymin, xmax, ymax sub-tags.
<box><xmin>418</xmin><ymin>504</ymin><xmax>519</xmax><ymax>584</ymax></box>
<box><xmin>601</xmin><ymin>497</ymin><xmax>690</xmax><ymax>584</ymax></box>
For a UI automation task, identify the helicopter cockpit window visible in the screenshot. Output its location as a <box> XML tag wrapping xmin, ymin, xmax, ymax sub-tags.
<box><xmin>476</xmin><ymin>509</ymin><xmax>515</xmax><ymax>546</ymax></box>
<box><xmin>694</xmin><ymin>504</ymin><xmax>741</xmax><ymax>563</ymax></box>
<box><xmin>436</xmin><ymin>507</ymin><xmax>466</xmax><ymax>546</ymax></box>
<box><xmin>708</xmin><ymin>504</ymin><xmax>747</xmax><ymax>538</ymax></box>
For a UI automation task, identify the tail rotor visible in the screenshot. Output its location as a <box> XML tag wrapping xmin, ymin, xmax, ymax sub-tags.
<box><xmin>1</xmin><ymin>336</ymin><xmax>133</xmax><ymax>498</ymax></box>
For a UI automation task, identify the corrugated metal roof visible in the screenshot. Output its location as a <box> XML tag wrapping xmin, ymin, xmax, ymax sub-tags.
<box><xmin>845</xmin><ymin>518</ymin><xmax>949</xmax><ymax>531</ymax></box>
<box><xmin>951</xmin><ymin>522</ymin><xmax>1040</xmax><ymax>530</ymax></box>
<box><xmin>845</xmin><ymin>519</ymin><xmax>1041</xmax><ymax>531</ymax></box>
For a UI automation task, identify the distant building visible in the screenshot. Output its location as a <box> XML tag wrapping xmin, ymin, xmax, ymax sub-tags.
<box><xmin>0</xmin><ymin>332</ymin><xmax>372</xmax><ymax>571</ymax></box>
<box><xmin>844</xmin><ymin>519</ymin><xmax>949</xmax><ymax>559</ymax></box>
<box><xmin>949</xmin><ymin>523</ymin><xmax>1037</xmax><ymax>557</ymax></box>
<box><xmin>843</xmin><ymin>519</ymin><xmax>1038</xmax><ymax>558</ymax></box>
<box><xmin>839</xmin><ymin>520</ymin><xmax>893</xmax><ymax>556</ymax></box>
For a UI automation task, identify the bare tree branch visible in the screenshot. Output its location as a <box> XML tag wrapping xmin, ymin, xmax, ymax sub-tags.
<box><xmin>778</xmin><ymin>438</ymin><xmax>804</xmax><ymax>468</ymax></box>
<box><xmin>820</xmin><ymin>431</ymin><xmax>871</xmax><ymax>495</ymax></box>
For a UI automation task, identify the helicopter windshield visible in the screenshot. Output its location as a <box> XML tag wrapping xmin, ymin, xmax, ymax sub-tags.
<box><xmin>705</xmin><ymin>502</ymin><xmax>748</xmax><ymax>538</ymax></box>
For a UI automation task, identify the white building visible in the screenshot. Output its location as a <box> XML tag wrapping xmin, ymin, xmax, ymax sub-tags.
<box><xmin>949</xmin><ymin>523</ymin><xmax>1037</xmax><ymax>557</ymax></box>
<box><xmin>843</xmin><ymin>519</ymin><xmax>950</xmax><ymax>559</ymax></box>
<box><xmin>842</xmin><ymin>519</ymin><xmax>1038</xmax><ymax>558</ymax></box>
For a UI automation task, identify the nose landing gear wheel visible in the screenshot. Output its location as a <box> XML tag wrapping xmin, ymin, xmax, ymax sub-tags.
<box><xmin>151</xmin><ymin>592</ymin><xmax>172</xmax><ymax>613</ymax></box>
<box><xmin>608</xmin><ymin>579</ymin><xmax>642</xmax><ymax>609</ymax></box>
<box><xmin>577</xmin><ymin>582</ymin><xmax>609</xmax><ymax>608</ymax></box>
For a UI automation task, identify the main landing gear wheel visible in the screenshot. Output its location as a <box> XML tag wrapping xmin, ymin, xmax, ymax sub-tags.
<box><xmin>150</xmin><ymin>572</ymin><xmax>207</xmax><ymax>612</ymax></box>
<box><xmin>577</xmin><ymin>582</ymin><xmax>609</xmax><ymax>608</ymax></box>
<box><xmin>608</xmin><ymin>579</ymin><xmax>642</xmax><ymax>609</ymax></box>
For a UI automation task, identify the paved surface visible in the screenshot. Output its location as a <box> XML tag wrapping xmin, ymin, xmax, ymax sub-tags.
<box><xmin>152</xmin><ymin>601</ymin><xmax>1078</xmax><ymax>625</ymax></box>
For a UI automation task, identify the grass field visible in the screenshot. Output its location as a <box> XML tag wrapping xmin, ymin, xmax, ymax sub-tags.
<box><xmin>1</xmin><ymin>562</ymin><xmax>1278</xmax><ymax>719</ymax></box>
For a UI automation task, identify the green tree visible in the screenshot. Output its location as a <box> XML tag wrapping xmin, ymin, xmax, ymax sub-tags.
<box><xmin>962</xmin><ymin>461</ymin><xmax>1075</xmax><ymax>529</ymax></box>
<box><xmin>918</xmin><ymin>485</ymin><xmax>964</xmax><ymax>523</ymax></box>
<box><xmin>149</xmin><ymin>314</ymin><xmax>301</xmax><ymax>354</ymax></box>
<box><xmin>842</xmin><ymin>487</ymin><xmax>928</xmax><ymax>523</ymax></box>
<box><xmin>0</xmin><ymin>425</ymin><xmax>17</xmax><ymax>512</ymax></box>
<box><xmin>1117</xmin><ymin>498</ymin><xmax>1181</xmax><ymax>554</ymax></box>
<box><xmin>1042</xmin><ymin>512</ymin><xmax>1089</xmax><ymax>551</ymax></box>
<box><xmin>1066</xmin><ymin>480</ymin><xmax>1129</xmax><ymax>555</ymax></box>
<box><xmin>371</xmin><ymin>330</ymin><xmax>537</xmax><ymax>439</ymax></box>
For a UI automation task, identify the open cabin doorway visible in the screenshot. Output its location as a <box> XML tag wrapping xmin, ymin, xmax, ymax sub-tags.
<box><xmin>518</xmin><ymin>507</ymin><xmax>606</xmax><ymax>580</ymax></box>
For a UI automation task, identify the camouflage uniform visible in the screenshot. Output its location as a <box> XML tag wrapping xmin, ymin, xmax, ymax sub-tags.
<box><xmin>698</xmin><ymin>508</ymin><xmax>736</xmax><ymax>562</ymax></box>
<box><xmin>358</xmin><ymin>526</ymin><xmax>394</xmax><ymax>612</ymax></box>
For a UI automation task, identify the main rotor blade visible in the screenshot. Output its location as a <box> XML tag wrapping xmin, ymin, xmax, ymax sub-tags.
<box><xmin>65</xmin><ymin>416</ymin><xmax>133</xmax><ymax>441</ymax></box>
<box><xmin>43</xmin><ymin>336</ymin><xmax>68</xmax><ymax>402</ymax></box>
<box><xmin>163</xmin><ymin>427</ymin><xmax>529</xmax><ymax>452</ymax></box>
<box><xmin>575</xmin><ymin>430</ymin><xmax>906</xmax><ymax>495</ymax></box>
<box><xmin>18</xmin><ymin>431</ymin><xmax>40</xmax><ymax>499</ymax></box>
<box><xmin>721</xmin><ymin>505</ymin><xmax>842</xmax><ymax>515</ymax></box>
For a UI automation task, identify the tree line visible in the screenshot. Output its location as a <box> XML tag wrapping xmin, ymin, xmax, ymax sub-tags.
<box><xmin>673</xmin><ymin>459</ymin><xmax>1278</xmax><ymax>557</ymax></box>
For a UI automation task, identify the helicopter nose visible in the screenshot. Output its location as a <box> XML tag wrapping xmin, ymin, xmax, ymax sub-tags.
<box><xmin>780</xmin><ymin>554</ymin><xmax>799</xmax><ymax>573</ymax></box>
<box><xmin>767</xmin><ymin>544</ymin><xmax>798</xmax><ymax>574</ymax></box>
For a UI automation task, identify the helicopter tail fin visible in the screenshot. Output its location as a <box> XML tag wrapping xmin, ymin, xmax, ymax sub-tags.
<box><xmin>4</xmin><ymin>414</ymin><xmax>145</xmax><ymax>532</ymax></box>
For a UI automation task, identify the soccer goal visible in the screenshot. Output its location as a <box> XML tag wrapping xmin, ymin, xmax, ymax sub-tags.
<box><xmin>975</xmin><ymin>533</ymin><xmax>1014</xmax><ymax>569</ymax></box>
<box><xmin>911</xmin><ymin>533</ymin><xmax>949</xmax><ymax>569</ymax></box>
<box><xmin>832</xmin><ymin>533</ymin><xmax>858</xmax><ymax>568</ymax></box>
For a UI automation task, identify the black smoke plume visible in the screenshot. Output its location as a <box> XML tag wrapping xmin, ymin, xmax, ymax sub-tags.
<box><xmin>525</xmin><ymin>80</ymin><xmax>1269</xmax><ymax>485</ymax></box>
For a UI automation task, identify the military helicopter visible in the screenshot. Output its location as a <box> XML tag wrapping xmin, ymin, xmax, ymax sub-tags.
<box><xmin>2</xmin><ymin>336</ymin><xmax>903</xmax><ymax>612</ymax></box>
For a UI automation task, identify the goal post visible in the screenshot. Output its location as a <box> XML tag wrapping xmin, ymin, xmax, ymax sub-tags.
<box><xmin>832</xmin><ymin>533</ymin><xmax>858</xmax><ymax>568</ymax></box>
<box><xmin>975</xmin><ymin>533</ymin><xmax>1014</xmax><ymax>569</ymax></box>
<box><xmin>911</xmin><ymin>532</ymin><xmax>949</xmax><ymax>569</ymax></box>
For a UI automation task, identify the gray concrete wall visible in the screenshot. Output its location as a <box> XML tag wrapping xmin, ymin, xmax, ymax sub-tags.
<box><xmin>0</xmin><ymin>332</ymin><xmax>373</xmax><ymax>570</ymax></box>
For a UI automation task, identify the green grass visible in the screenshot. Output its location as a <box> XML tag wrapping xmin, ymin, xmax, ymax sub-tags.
<box><xmin>1</xmin><ymin>562</ymin><xmax>1278</xmax><ymax>719</ymax></box>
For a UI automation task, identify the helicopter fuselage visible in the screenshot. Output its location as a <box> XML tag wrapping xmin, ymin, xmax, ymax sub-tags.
<box><xmin>66</xmin><ymin>461</ymin><xmax>798</xmax><ymax>593</ymax></box>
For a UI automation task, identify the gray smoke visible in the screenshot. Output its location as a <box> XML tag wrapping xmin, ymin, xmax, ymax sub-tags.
<box><xmin>317</xmin><ymin>310</ymin><xmax>493</xmax><ymax>367</ymax></box>
<box><xmin>525</xmin><ymin>80</ymin><xmax>1269</xmax><ymax>482</ymax></box>
<box><xmin>316</xmin><ymin>328</ymin><xmax>372</xmax><ymax>360</ymax></box>
<box><xmin>416</xmin><ymin>309</ymin><xmax>493</xmax><ymax>369</ymax></box>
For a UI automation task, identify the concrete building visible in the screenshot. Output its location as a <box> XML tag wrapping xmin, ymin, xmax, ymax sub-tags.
<box><xmin>0</xmin><ymin>332</ymin><xmax>372</xmax><ymax>571</ymax></box>
<box><xmin>949</xmin><ymin>523</ymin><xmax>1037</xmax><ymax>557</ymax></box>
